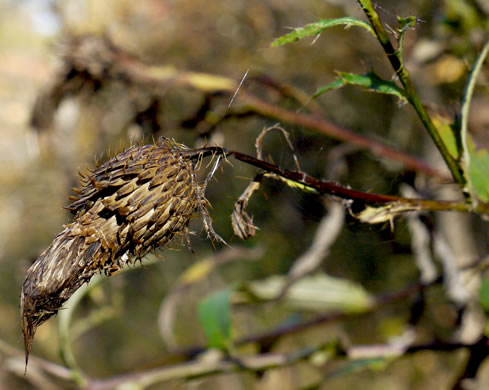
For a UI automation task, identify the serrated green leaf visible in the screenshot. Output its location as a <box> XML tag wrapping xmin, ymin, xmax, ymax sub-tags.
<box><xmin>198</xmin><ymin>288</ymin><xmax>233</xmax><ymax>350</ymax></box>
<box><xmin>313</xmin><ymin>77</ymin><xmax>347</xmax><ymax>97</ymax></box>
<box><xmin>313</xmin><ymin>72</ymin><xmax>408</xmax><ymax>103</ymax></box>
<box><xmin>271</xmin><ymin>17</ymin><xmax>376</xmax><ymax>47</ymax></box>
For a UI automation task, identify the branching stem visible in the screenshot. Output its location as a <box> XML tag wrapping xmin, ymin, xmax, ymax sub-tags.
<box><xmin>356</xmin><ymin>0</ymin><xmax>466</xmax><ymax>186</ymax></box>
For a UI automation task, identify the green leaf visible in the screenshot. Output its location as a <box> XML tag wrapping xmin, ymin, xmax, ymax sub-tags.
<box><xmin>270</xmin><ymin>17</ymin><xmax>376</xmax><ymax>47</ymax></box>
<box><xmin>313</xmin><ymin>72</ymin><xmax>408</xmax><ymax>103</ymax></box>
<box><xmin>198</xmin><ymin>288</ymin><xmax>233</xmax><ymax>350</ymax></box>
<box><xmin>479</xmin><ymin>277</ymin><xmax>489</xmax><ymax>311</ymax></box>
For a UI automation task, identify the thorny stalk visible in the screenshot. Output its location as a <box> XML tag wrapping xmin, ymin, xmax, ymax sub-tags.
<box><xmin>186</xmin><ymin>146</ymin><xmax>488</xmax><ymax>215</ymax></box>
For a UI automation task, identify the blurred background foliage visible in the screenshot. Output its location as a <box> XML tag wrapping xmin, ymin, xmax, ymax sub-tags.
<box><xmin>1</xmin><ymin>0</ymin><xmax>489</xmax><ymax>389</ymax></box>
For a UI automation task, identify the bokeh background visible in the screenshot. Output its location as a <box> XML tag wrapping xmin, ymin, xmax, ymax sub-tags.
<box><xmin>1</xmin><ymin>0</ymin><xmax>489</xmax><ymax>389</ymax></box>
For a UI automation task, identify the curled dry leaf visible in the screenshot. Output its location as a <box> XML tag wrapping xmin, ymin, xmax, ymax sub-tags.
<box><xmin>231</xmin><ymin>176</ymin><xmax>262</xmax><ymax>239</ymax></box>
<box><xmin>232</xmin><ymin>125</ymin><xmax>302</xmax><ymax>240</ymax></box>
<box><xmin>20</xmin><ymin>137</ymin><xmax>215</xmax><ymax>368</ymax></box>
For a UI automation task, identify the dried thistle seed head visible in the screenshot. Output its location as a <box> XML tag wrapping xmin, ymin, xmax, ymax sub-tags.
<box><xmin>21</xmin><ymin>137</ymin><xmax>207</xmax><ymax>367</ymax></box>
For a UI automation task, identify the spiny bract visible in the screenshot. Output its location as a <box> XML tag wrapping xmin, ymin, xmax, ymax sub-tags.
<box><xmin>21</xmin><ymin>137</ymin><xmax>205</xmax><ymax>366</ymax></box>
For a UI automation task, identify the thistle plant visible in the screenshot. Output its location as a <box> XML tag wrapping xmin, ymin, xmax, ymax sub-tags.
<box><xmin>16</xmin><ymin>1</ymin><xmax>489</xmax><ymax>388</ymax></box>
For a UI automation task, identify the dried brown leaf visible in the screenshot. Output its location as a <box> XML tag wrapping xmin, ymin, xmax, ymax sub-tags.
<box><xmin>231</xmin><ymin>177</ymin><xmax>262</xmax><ymax>239</ymax></box>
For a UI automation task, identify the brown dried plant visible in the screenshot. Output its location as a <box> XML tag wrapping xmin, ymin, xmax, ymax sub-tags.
<box><xmin>20</xmin><ymin>137</ymin><xmax>222</xmax><ymax>369</ymax></box>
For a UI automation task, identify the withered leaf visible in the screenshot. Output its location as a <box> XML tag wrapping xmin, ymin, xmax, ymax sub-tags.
<box><xmin>231</xmin><ymin>176</ymin><xmax>262</xmax><ymax>239</ymax></box>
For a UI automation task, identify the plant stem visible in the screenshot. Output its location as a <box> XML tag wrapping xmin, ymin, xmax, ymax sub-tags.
<box><xmin>187</xmin><ymin>147</ymin><xmax>489</xmax><ymax>215</ymax></box>
<box><xmin>356</xmin><ymin>0</ymin><xmax>466</xmax><ymax>186</ymax></box>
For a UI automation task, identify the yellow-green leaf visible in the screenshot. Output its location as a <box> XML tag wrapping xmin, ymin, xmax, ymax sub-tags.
<box><xmin>178</xmin><ymin>260</ymin><xmax>215</xmax><ymax>286</ymax></box>
<box><xmin>431</xmin><ymin>113</ymin><xmax>459</xmax><ymax>160</ymax></box>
